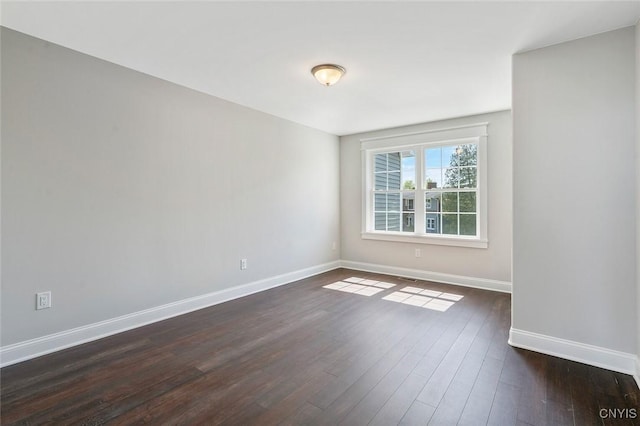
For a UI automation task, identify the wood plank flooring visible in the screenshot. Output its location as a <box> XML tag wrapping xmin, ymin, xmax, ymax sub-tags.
<box><xmin>1</xmin><ymin>268</ymin><xmax>638</xmax><ymax>425</ymax></box>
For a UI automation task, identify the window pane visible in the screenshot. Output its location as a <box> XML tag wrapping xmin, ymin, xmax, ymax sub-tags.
<box><xmin>425</xmin><ymin>147</ymin><xmax>441</xmax><ymax>168</ymax></box>
<box><xmin>388</xmin><ymin>193</ymin><xmax>401</xmax><ymax>211</ymax></box>
<box><xmin>375</xmin><ymin>212</ymin><xmax>386</xmax><ymax>231</ymax></box>
<box><xmin>442</xmin><ymin>192</ymin><xmax>458</xmax><ymax>212</ymax></box>
<box><xmin>403</xmin><ymin>213</ymin><xmax>415</xmax><ymax>232</ymax></box>
<box><xmin>426</xmin><ymin>214</ymin><xmax>440</xmax><ymax>234</ymax></box>
<box><xmin>388</xmin><ymin>171</ymin><xmax>401</xmax><ymax>190</ymax></box>
<box><xmin>425</xmin><ymin>169</ymin><xmax>442</xmax><ymax>189</ymax></box>
<box><xmin>458</xmin><ymin>144</ymin><xmax>477</xmax><ymax>166</ymax></box>
<box><xmin>459</xmin><ymin>167</ymin><xmax>477</xmax><ymax>188</ymax></box>
<box><xmin>375</xmin><ymin>173</ymin><xmax>386</xmax><ymax>190</ymax></box>
<box><xmin>442</xmin><ymin>145</ymin><xmax>458</xmax><ymax>167</ymax></box>
<box><xmin>425</xmin><ymin>192</ymin><xmax>441</xmax><ymax>212</ymax></box>
<box><xmin>443</xmin><ymin>167</ymin><xmax>458</xmax><ymax>188</ymax></box>
<box><xmin>443</xmin><ymin>214</ymin><xmax>458</xmax><ymax>235</ymax></box>
<box><xmin>375</xmin><ymin>153</ymin><xmax>387</xmax><ymax>172</ymax></box>
<box><xmin>402</xmin><ymin>193</ymin><xmax>415</xmax><ymax>211</ymax></box>
<box><xmin>374</xmin><ymin>193</ymin><xmax>386</xmax><ymax>211</ymax></box>
<box><xmin>459</xmin><ymin>192</ymin><xmax>476</xmax><ymax>212</ymax></box>
<box><xmin>460</xmin><ymin>214</ymin><xmax>477</xmax><ymax>236</ymax></box>
<box><xmin>388</xmin><ymin>152</ymin><xmax>401</xmax><ymax>171</ymax></box>
<box><xmin>388</xmin><ymin>213</ymin><xmax>401</xmax><ymax>231</ymax></box>
<box><xmin>401</xmin><ymin>151</ymin><xmax>416</xmax><ymax>189</ymax></box>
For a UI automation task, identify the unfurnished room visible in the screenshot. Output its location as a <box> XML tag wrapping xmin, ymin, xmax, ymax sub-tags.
<box><xmin>1</xmin><ymin>1</ymin><xmax>640</xmax><ymax>425</ymax></box>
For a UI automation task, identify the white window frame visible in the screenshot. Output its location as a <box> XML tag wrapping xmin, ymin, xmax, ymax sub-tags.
<box><xmin>361</xmin><ymin>123</ymin><xmax>488</xmax><ymax>249</ymax></box>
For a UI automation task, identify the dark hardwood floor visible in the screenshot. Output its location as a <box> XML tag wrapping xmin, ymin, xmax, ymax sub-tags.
<box><xmin>1</xmin><ymin>268</ymin><xmax>638</xmax><ymax>425</ymax></box>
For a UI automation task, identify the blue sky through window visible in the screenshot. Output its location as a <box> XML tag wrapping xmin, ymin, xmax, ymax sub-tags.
<box><xmin>401</xmin><ymin>152</ymin><xmax>415</xmax><ymax>188</ymax></box>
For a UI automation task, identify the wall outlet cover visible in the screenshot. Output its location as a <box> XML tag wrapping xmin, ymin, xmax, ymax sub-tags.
<box><xmin>36</xmin><ymin>291</ymin><xmax>52</xmax><ymax>310</ymax></box>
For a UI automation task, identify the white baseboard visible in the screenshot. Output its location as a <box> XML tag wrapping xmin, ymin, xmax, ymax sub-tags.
<box><xmin>339</xmin><ymin>260</ymin><xmax>512</xmax><ymax>293</ymax></box>
<box><xmin>0</xmin><ymin>261</ymin><xmax>341</xmax><ymax>368</ymax></box>
<box><xmin>509</xmin><ymin>327</ymin><xmax>637</xmax><ymax>376</ymax></box>
<box><xmin>635</xmin><ymin>357</ymin><xmax>640</xmax><ymax>389</ymax></box>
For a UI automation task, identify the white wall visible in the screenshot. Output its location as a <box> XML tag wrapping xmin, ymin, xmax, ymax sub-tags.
<box><xmin>340</xmin><ymin>110</ymin><xmax>512</xmax><ymax>287</ymax></box>
<box><xmin>0</xmin><ymin>28</ymin><xmax>340</xmax><ymax>347</ymax></box>
<box><xmin>512</xmin><ymin>27</ymin><xmax>636</xmax><ymax>355</ymax></box>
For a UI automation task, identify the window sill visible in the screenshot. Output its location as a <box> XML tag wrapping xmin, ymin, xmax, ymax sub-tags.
<box><xmin>361</xmin><ymin>231</ymin><xmax>488</xmax><ymax>249</ymax></box>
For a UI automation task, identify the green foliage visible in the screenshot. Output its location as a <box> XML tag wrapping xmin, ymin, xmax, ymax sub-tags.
<box><xmin>459</xmin><ymin>192</ymin><xmax>476</xmax><ymax>213</ymax></box>
<box><xmin>460</xmin><ymin>214</ymin><xmax>476</xmax><ymax>236</ymax></box>
<box><xmin>403</xmin><ymin>180</ymin><xmax>416</xmax><ymax>190</ymax></box>
<box><xmin>442</xmin><ymin>192</ymin><xmax>457</xmax><ymax>212</ymax></box>
<box><xmin>443</xmin><ymin>214</ymin><xmax>457</xmax><ymax>234</ymax></box>
<box><xmin>444</xmin><ymin>145</ymin><xmax>477</xmax><ymax>189</ymax></box>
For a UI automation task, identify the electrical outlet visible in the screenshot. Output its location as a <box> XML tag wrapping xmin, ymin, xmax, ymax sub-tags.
<box><xmin>36</xmin><ymin>291</ymin><xmax>52</xmax><ymax>310</ymax></box>
<box><xmin>240</xmin><ymin>258</ymin><xmax>247</xmax><ymax>270</ymax></box>
<box><xmin>415</xmin><ymin>248</ymin><xmax>421</xmax><ymax>258</ymax></box>
<box><xmin>332</xmin><ymin>241</ymin><xmax>337</xmax><ymax>251</ymax></box>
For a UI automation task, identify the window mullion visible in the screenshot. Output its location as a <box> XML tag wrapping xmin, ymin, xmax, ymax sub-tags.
<box><xmin>414</xmin><ymin>147</ymin><xmax>426</xmax><ymax>235</ymax></box>
<box><xmin>457</xmin><ymin>191</ymin><xmax>461</xmax><ymax>236</ymax></box>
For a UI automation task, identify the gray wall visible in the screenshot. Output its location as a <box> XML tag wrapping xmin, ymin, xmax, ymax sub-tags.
<box><xmin>512</xmin><ymin>27</ymin><xmax>636</xmax><ymax>353</ymax></box>
<box><xmin>1</xmin><ymin>28</ymin><xmax>340</xmax><ymax>346</ymax></box>
<box><xmin>340</xmin><ymin>110</ymin><xmax>512</xmax><ymax>283</ymax></box>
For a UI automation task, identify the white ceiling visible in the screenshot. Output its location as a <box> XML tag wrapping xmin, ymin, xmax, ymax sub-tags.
<box><xmin>2</xmin><ymin>1</ymin><xmax>639</xmax><ymax>136</ymax></box>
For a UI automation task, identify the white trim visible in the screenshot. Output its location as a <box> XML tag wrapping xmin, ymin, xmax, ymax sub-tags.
<box><xmin>361</xmin><ymin>232</ymin><xmax>488</xmax><ymax>248</ymax></box>
<box><xmin>360</xmin><ymin>122</ymin><xmax>488</xmax><ymax>150</ymax></box>
<box><xmin>0</xmin><ymin>261</ymin><xmax>340</xmax><ymax>368</ymax></box>
<box><xmin>635</xmin><ymin>357</ymin><xmax>640</xmax><ymax>390</ymax></box>
<box><xmin>508</xmin><ymin>328</ymin><xmax>638</xmax><ymax>376</ymax></box>
<box><xmin>340</xmin><ymin>260</ymin><xmax>511</xmax><ymax>293</ymax></box>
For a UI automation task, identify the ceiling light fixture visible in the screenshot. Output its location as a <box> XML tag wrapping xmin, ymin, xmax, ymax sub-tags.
<box><xmin>311</xmin><ymin>64</ymin><xmax>346</xmax><ymax>86</ymax></box>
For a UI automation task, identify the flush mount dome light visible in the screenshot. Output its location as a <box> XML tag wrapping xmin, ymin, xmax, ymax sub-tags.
<box><xmin>311</xmin><ymin>64</ymin><xmax>346</xmax><ymax>86</ymax></box>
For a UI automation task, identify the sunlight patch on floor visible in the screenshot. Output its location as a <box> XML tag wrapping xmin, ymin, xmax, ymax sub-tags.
<box><xmin>381</xmin><ymin>285</ymin><xmax>463</xmax><ymax>311</ymax></box>
<box><xmin>322</xmin><ymin>277</ymin><xmax>462</xmax><ymax>311</ymax></box>
<box><xmin>322</xmin><ymin>277</ymin><xmax>395</xmax><ymax>297</ymax></box>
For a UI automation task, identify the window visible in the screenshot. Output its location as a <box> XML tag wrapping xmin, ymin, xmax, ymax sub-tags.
<box><xmin>361</xmin><ymin>123</ymin><xmax>488</xmax><ymax>248</ymax></box>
